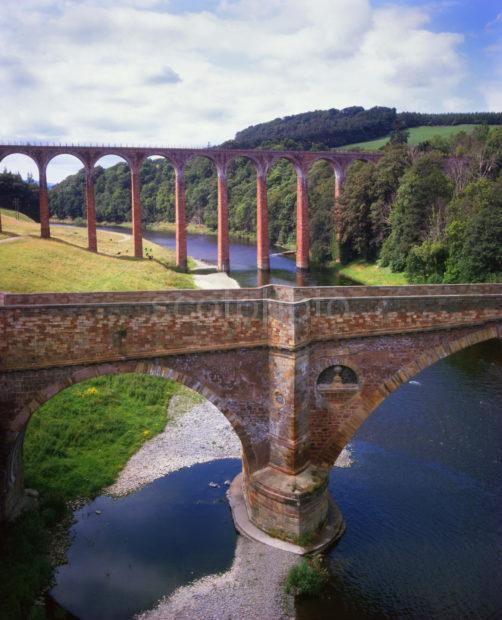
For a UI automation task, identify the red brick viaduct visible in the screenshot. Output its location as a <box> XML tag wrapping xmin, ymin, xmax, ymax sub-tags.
<box><xmin>0</xmin><ymin>144</ymin><xmax>381</xmax><ymax>272</ymax></box>
<box><xmin>1</xmin><ymin>284</ymin><xmax>501</xmax><ymax>545</ymax></box>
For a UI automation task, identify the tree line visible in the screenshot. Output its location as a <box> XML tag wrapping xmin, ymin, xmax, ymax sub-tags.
<box><xmin>339</xmin><ymin>126</ymin><xmax>502</xmax><ymax>283</ymax></box>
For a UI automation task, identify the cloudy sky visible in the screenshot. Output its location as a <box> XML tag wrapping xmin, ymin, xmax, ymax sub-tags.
<box><xmin>1</xmin><ymin>0</ymin><xmax>500</xmax><ymax>181</ymax></box>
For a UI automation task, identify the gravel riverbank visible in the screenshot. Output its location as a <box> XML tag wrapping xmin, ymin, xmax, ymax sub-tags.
<box><xmin>108</xmin><ymin>394</ymin><xmax>352</xmax><ymax>619</ymax></box>
<box><xmin>106</xmin><ymin>394</ymin><xmax>241</xmax><ymax>497</ymax></box>
<box><xmin>137</xmin><ymin>536</ymin><xmax>296</xmax><ymax>620</ymax></box>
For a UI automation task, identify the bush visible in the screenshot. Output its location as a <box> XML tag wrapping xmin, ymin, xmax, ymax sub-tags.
<box><xmin>406</xmin><ymin>239</ymin><xmax>447</xmax><ymax>283</ymax></box>
<box><xmin>283</xmin><ymin>556</ymin><xmax>329</xmax><ymax>597</ymax></box>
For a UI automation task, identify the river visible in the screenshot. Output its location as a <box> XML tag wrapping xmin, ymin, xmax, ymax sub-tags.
<box><xmin>49</xmin><ymin>225</ymin><xmax>502</xmax><ymax>619</ymax></box>
<box><xmin>97</xmin><ymin>224</ymin><xmax>355</xmax><ymax>287</ymax></box>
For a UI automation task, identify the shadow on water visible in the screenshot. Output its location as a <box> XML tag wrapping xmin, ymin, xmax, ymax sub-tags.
<box><xmin>51</xmin><ymin>459</ymin><xmax>241</xmax><ymax>620</ymax></box>
<box><xmin>297</xmin><ymin>340</ymin><xmax>502</xmax><ymax>620</ymax></box>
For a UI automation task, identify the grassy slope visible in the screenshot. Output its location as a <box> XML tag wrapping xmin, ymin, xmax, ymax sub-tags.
<box><xmin>341</xmin><ymin>124</ymin><xmax>478</xmax><ymax>151</ymax></box>
<box><xmin>0</xmin><ymin>207</ymin><xmax>35</xmax><ymax>222</ymax></box>
<box><xmin>0</xmin><ymin>213</ymin><xmax>194</xmax><ymax>292</ymax></box>
<box><xmin>339</xmin><ymin>260</ymin><xmax>408</xmax><ymax>285</ymax></box>
<box><xmin>1</xmin><ymin>375</ymin><xmax>201</xmax><ymax>619</ymax></box>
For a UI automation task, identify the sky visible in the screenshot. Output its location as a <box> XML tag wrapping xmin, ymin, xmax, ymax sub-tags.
<box><xmin>0</xmin><ymin>0</ymin><xmax>500</xmax><ymax>182</ymax></box>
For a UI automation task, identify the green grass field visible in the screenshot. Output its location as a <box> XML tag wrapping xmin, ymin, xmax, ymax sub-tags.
<box><xmin>341</xmin><ymin>124</ymin><xmax>478</xmax><ymax>151</ymax></box>
<box><xmin>339</xmin><ymin>260</ymin><xmax>408</xmax><ymax>285</ymax></box>
<box><xmin>0</xmin><ymin>212</ymin><xmax>194</xmax><ymax>292</ymax></box>
<box><xmin>24</xmin><ymin>374</ymin><xmax>200</xmax><ymax>498</ymax></box>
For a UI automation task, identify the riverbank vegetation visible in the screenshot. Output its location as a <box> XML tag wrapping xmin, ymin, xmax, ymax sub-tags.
<box><xmin>0</xmin><ymin>212</ymin><xmax>194</xmax><ymax>292</ymax></box>
<box><xmin>338</xmin><ymin>260</ymin><xmax>408</xmax><ymax>286</ymax></box>
<box><xmin>284</xmin><ymin>556</ymin><xmax>329</xmax><ymax>597</ymax></box>
<box><xmin>0</xmin><ymin>375</ymin><xmax>196</xmax><ymax>619</ymax></box>
<box><xmin>340</xmin><ymin>126</ymin><xmax>502</xmax><ymax>283</ymax></box>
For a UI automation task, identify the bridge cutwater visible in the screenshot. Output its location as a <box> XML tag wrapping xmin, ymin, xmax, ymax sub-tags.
<box><xmin>0</xmin><ymin>144</ymin><xmax>381</xmax><ymax>272</ymax></box>
<box><xmin>1</xmin><ymin>284</ymin><xmax>501</xmax><ymax>549</ymax></box>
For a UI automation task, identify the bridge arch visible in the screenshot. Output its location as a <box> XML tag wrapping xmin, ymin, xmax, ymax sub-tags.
<box><xmin>316</xmin><ymin>325</ymin><xmax>502</xmax><ymax>467</ymax></box>
<box><xmin>46</xmin><ymin>151</ymin><xmax>87</xmax><ymax>170</ymax></box>
<box><xmin>226</xmin><ymin>155</ymin><xmax>259</xmax><ymax>242</ymax></box>
<box><xmin>46</xmin><ymin>154</ymin><xmax>86</xmax><ymax>232</ymax></box>
<box><xmin>0</xmin><ymin>151</ymin><xmax>40</xmax><ymax>176</ymax></box>
<box><xmin>11</xmin><ymin>360</ymin><xmax>255</xmax><ymax>476</ymax></box>
<box><xmin>0</xmin><ymin>153</ymin><xmax>40</xmax><ymax>226</ymax></box>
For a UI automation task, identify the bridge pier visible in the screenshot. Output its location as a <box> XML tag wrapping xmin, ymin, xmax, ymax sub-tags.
<box><xmin>237</xmin><ymin>350</ymin><xmax>344</xmax><ymax>548</ymax></box>
<box><xmin>85</xmin><ymin>168</ymin><xmax>97</xmax><ymax>252</ymax></box>
<box><xmin>175</xmin><ymin>168</ymin><xmax>187</xmax><ymax>271</ymax></box>
<box><xmin>296</xmin><ymin>169</ymin><xmax>309</xmax><ymax>271</ymax></box>
<box><xmin>131</xmin><ymin>164</ymin><xmax>143</xmax><ymax>259</ymax></box>
<box><xmin>0</xmin><ymin>430</ymin><xmax>26</xmax><ymax>522</ymax></box>
<box><xmin>217</xmin><ymin>170</ymin><xmax>230</xmax><ymax>272</ymax></box>
<box><xmin>256</xmin><ymin>172</ymin><xmax>270</xmax><ymax>271</ymax></box>
<box><xmin>39</xmin><ymin>167</ymin><xmax>50</xmax><ymax>239</ymax></box>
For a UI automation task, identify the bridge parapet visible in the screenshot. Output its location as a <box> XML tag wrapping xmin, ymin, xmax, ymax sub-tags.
<box><xmin>1</xmin><ymin>285</ymin><xmax>501</xmax><ymax>371</ymax></box>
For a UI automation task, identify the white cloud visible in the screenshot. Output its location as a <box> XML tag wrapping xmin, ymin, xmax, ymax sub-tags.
<box><xmin>0</xmin><ymin>0</ymin><xmax>480</xmax><ymax>181</ymax></box>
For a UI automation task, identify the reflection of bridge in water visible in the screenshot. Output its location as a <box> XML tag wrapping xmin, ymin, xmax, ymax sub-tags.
<box><xmin>0</xmin><ymin>144</ymin><xmax>381</xmax><ymax>272</ymax></box>
<box><xmin>1</xmin><ymin>283</ymin><xmax>501</xmax><ymax>550</ymax></box>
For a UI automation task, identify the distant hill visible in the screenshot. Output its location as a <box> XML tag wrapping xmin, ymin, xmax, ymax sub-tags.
<box><xmin>227</xmin><ymin>107</ymin><xmax>502</xmax><ymax>150</ymax></box>
<box><xmin>340</xmin><ymin>124</ymin><xmax>480</xmax><ymax>151</ymax></box>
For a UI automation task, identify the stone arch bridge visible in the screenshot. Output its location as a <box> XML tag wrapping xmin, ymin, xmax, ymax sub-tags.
<box><xmin>1</xmin><ymin>284</ymin><xmax>501</xmax><ymax>547</ymax></box>
<box><xmin>0</xmin><ymin>143</ymin><xmax>381</xmax><ymax>272</ymax></box>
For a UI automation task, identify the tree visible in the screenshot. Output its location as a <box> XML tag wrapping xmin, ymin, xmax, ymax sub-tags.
<box><xmin>380</xmin><ymin>154</ymin><xmax>452</xmax><ymax>272</ymax></box>
<box><xmin>389</xmin><ymin>128</ymin><xmax>409</xmax><ymax>145</ymax></box>
<box><xmin>339</xmin><ymin>161</ymin><xmax>377</xmax><ymax>262</ymax></box>
<box><xmin>369</xmin><ymin>145</ymin><xmax>410</xmax><ymax>252</ymax></box>
<box><xmin>444</xmin><ymin>176</ymin><xmax>502</xmax><ymax>282</ymax></box>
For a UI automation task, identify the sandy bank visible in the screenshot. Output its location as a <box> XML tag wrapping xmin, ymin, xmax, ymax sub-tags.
<box><xmin>191</xmin><ymin>258</ymin><xmax>240</xmax><ymax>289</ymax></box>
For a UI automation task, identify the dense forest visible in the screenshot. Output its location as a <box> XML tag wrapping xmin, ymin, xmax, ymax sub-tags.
<box><xmin>1</xmin><ymin>106</ymin><xmax>501</xmax><ymax>282</ymax></box>
<box><xmin>339</xmin><ymin>125</ymin><xmax>502</xmax><ymax>282</ymax></box>
<box><xmin>230</xmin><ymin>106</ymin><xmax>397</xmax><ymax>149</ymax></box>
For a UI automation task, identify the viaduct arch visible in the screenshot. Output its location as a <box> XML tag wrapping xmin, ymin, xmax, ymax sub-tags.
<box><xmin>0</xmin><ymin>144</ymin><xmax>381</xmax><ymax>272</ymax></box>
<box><xmin>1</xmin><ymin>283</ymin><xmax>501</xmax><ymax>549</ymax></box>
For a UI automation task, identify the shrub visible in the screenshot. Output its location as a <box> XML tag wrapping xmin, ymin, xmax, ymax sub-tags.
<box><xmin>283</xmin><ymin>556</ymin><xmax>329</xmax><ymax>597</ymax></box>
<box><xmin>406</xmin><ymin>239</ymin><xmax>447</xmax><ymax>283</ymax></box>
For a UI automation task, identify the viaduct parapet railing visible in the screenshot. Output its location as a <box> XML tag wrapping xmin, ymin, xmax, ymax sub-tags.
<box><xmin>0</xmin><ymin>144</ymin><xmax>382</xmax><ymax>272</ymax></box>
<box><xmin>1</xmin><ymin>283</ymin><xmax>501</xmax><ymax>545</ymax></box>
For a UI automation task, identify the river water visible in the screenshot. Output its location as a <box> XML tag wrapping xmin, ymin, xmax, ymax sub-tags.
<box><xmin>97</xmin><ymin>224</ymin><xmax>354</xmax><ymax>287</ymax></box>
<box><xmin>49</xmin><ymin>226</ymin><xmax>502</xmax><ymax>619</ymax></box>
